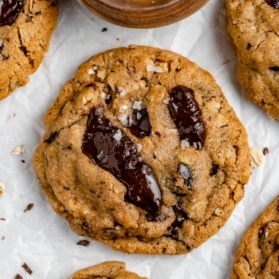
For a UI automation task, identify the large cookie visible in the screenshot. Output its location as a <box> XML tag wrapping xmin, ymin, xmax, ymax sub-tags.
<box><xmin>69</xmin><ymin>261</ymin><xmax>147</xmax><ymax>279</ymax></box>
<box><xmin>0</xmin><ymin>0</ymin><xmax>58</xmax><ymax>100</ymax></box>
<box><xmin>33</xmin><ymin>45</ymin><xmax>251</xmax><ymax>254</ymax></box>
<box><xmin>226</xmin><ymin>0</ymin><xmax>279</xmax><ymax>119</ymax></box>
<box><xmin>230</xmin><ymin>195</ymin><xmax>279</xmax><ymax>278</ymax></box>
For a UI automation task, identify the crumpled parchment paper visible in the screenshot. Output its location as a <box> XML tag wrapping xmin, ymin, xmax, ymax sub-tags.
<box><xmin>1</xmin><ymin>0</ymin><xmax>278</xmax><ymax>278</ymax></box>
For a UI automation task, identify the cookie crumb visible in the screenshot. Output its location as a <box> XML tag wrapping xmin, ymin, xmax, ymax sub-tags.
<box><xmin>2</xmin><ymin>236</ymin><xmax>5</xmax><ymax>240</ymax></box>
<box><xmin>12</xmin><ymin>145</ymin><xmax>25</xmax><ymax>156</ymax></box>
<box><xmin>0</xmin><ymin>183</ymin><xmax>5</xmax><ymax>197</ymax></box>
<box><xmin>263</xmin><ymin>147</ymin><xmax>269</xmax><ymax>155</ymax></box>
<box><xmin>250</xmin><ymin>148</ymin><xmax>265</xmax><ymax>168</ymax></box>
<box><xmin>77</xmin><ymin>239</ymin><xmax>90</xmax><ymax>246</ymax></box>
<box><xmin>23</xmin><ymin>203</ymin><xmax>34</xmax><ymax>212</ymax></box>
<box><xmin>22</xmin><ymin>263</ymin><xmax>32</xmax><ymax>275</ymax></box>
<box><xmin>0</xmin><ymin>218</ymin><xmax>6</xmax><ymax>221</ymax></box>
<box><xmin>15</xmin><ymin>274</ymin><xmax>23</xmax><ymax>279</ymax></box>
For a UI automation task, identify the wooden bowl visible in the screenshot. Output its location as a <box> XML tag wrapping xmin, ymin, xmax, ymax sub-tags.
<box><xmin>77</xmin><ymin>0</ymin><xmax>209</xmax><ymax>28</ymax></box>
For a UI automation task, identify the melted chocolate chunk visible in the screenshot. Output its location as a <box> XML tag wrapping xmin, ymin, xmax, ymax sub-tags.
<box><xmin>0</xmin><ymin>0</ymin><xmax>24</xmax><ymax>26</ymax></box>
<box><xmin>266</xmin><ymin>0</ymin><xmax>279</xmax><ymax>8</ymax></box>
<box><xmin>129</xmin><ymin>108</ymin><xmax>151</xmax><ymax>138</ymax></box>
<box><xmin>82</xmin><ymin>107</ymin><xmax>161</xmax><ymax>216</ymax></box>
<box><xmin>167</xmin><ymin>85</ymin><xmax>205</xmax><ymax>150</ymax></box>
<box><xmin>178</xmin><ymin>163</ymin><xmax>192</xmax><ymax>190</ymax></box>
<box><xmin>164</xmin><ymin>205</ymin><xmax>188</xmax><ymax>239</ymax></box>
<box><xmin>269</xmin><ymin>66</ymin><xmax>279</xmax><ymax>71</ymax></box>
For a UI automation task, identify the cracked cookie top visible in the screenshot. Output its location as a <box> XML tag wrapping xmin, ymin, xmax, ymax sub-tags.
<box><xmin>0</xmin><ymin>0</ymin><xmax>58</xmax><ymax>100</ymax></box>
<box><xmin>226</xmin><ymin>0</ymin><xmax>279</xmax><ymax>119</ymax></box>
<box><xmin>230</xmin><ymin>196</ymin><xmax>279</xmax><ymax>278</ymax></box>
<box><xmin>69</xmin><ymin>261</ymin><xmax>147</xmax><ymax>279</ymax></box>
<box><xmin>33</xmin><ymin>45</ymin><xmax>251</xmax><ymax>254</ymax></box>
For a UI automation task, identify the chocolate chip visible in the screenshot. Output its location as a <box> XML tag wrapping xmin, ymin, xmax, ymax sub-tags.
<box><xmin>247</xmin><ymin>43</ymin><xmax>252</xmax><ymax>50</ymax></box>
<box><xmin>269</xmin><ymin>66</ymin><xmax>279</xmax><ymax>71</ymax></box>
<box><xmin>22</xmin><ymin>263</ymin><xmax>32</xmax><ymax>275</ymax></box>
<box><xmin>82</xmin><ymin>107</ymin><xmax>162</xmax><ymax>216</ymax></box>
<box><xmin>77</xmin><ymin>239</ymin><xmax>90</xmax><ymax>246</ymax></box>
<box><xmin>128</xmin><ymin>108</ymin><xmax>151</xmax><ymax>138</ymax></box>
<box><xmin>44</xmin><ymin>131</ymin><xmax>58</xmax><ymax>144</ymax></box>
<box><xmin>263</xmin><ymin>147</ymin><xmax>269</xmax><ymax>155</ymax></box>
<box><xmin>15</xmin><ymin>275</ymin><xmax>23</xmax><ymax>279</ymax></box>
<box><xmin>168</xmin><ymin>85</ymin><xmax>206</xmax><ymax>150</ymax></box>
<box><xmin>210</xmin><ymin>164</ymin><xmax>219</xmax><ymax>176</ymax></box>
<box><xmin>178</xmin><ymin>163</ymin><xmax>193</xmax><ymax>190</ymax></box>
<box><xmin>164</xmin><ymin>205</ymin><xmax>188</xmax><ymax>239</ymax></box>
<box><xmin>0</xmin><ymin>0</ymin><xmax>24</xmax><ymax>26</ymax></box>
<box><xmin>23</xmin><ymin>203</ymin><xmax>34</xmax><ymax>212</ymax></box>
<box><xmin>266</xmin><ymin>0</ymin><xmax>279</xmax><ymax>8</ymax></box>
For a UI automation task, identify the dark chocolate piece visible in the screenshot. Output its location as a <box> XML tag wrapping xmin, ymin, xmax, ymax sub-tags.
<box><xmin>164</xmin><ymin>205</ymin><xmax>188</xmax><ymax>239</ymax></box>
<box><xmin>22</xmin><ymin>263</ymin><xmax>32</xmax><ymax>275</ymax></box>
<box><xmin>168</xmin><ymin>85</ymin><xmax>205</xmax><ymax>150</ymax></box>
<box><xmin>23</xmin><ymin>203</ymin><xmax>34</xmax><ymax>212</ymax></box>
<box><xmin>45</xmin><ymin>131</ymin><xmax>58</xmax><ymax>144</ymax></box>
<box><xmin>269</xmin><ymin>66</ymin><xmax>279</xmax><ymax>71</ymax></box>
<box><xmin>129</xmin><ymin>108</ymin><xmax>151</xmax><ymax>138</ymax></box>
<box><xmin>0</xmin><ymin>0</ymin><xmax>24</xmax><ymax>26</ymax></box>
<box><xmin>82</xmin><ymin>107</ymin><xmax>161</xmax><ymax>216</ymax></box>
<box><xmin>210</xmin><ymin>164</ymin><xmax>219</xmax><ymax>176</ymax></box>
<box><xmin>266</xmin><ymin>0</ymin><xmax>279</xmax><ymax>8</ymax></box>
<box><xmin>77</xmin><ymin>239</ymin><xmax>90</xmax><ymax>246</ymax></box>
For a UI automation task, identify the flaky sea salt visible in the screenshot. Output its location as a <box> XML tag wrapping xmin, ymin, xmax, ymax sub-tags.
<box><xmin>118</xmin><ymin>114</ymin><xmax>128</xmax><ymax>126</ymax></box>
<box><xmin>181</xmin><ymin>140</ymin><xmax>190</xmax><ymax>149</ymax></box>
<box><xmin>133</xmin><ymin>100</ymin><xmax>142</xmax><ymax>110</ymax></box>
<box><xmin>163</xmin><ymin>98</ymin><xmax>170</xmax><ymax>105</ymax></box>
<box><xmin>87</xmin><ymin>68</ymin><xmax>94</xmax><ymax>75</ymax></box>
<box><xmin>113</xmin><ymin>129</ymin><xmax>122</xmax><ymax>142</ymax></box>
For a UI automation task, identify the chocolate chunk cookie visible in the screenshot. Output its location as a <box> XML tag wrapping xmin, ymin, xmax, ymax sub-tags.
<box><xmin>69</xmin><ymin>261</ymin><xmax>147</xmax><ymax>279</ymax></box>
<box><xmin>226</xmin><ymin>0</ymin><xmax>279</xmax><ymax>119</ymax></box>
<box><xmin>230</xmin><ymin>196</ymin><xmax>279</xmax><ymax>278</ymax></box>
<box><xmin>33</xmin><ymin>45</ymin><xmax>251</xmax><ymax>254</ymax></box>
<box><xmin>0</xmin><ymin>0</ymin><xmax>58</xmax><ymax>100</ymax></box>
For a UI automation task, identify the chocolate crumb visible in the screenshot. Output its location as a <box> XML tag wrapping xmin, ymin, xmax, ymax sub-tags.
<box><xmin>22</xmin><ymin>263</ymin><xmax>32</xmax><ymax>275</ymax></box>
<box><xmin>77</xmin><ymin>239</ymin><xmax>90</xmax><ymax>246</ymax></box>
<box><xmin>21</xmin><ymin>160</ymin><xmax>25</xmax><ymax>163</ymax></box>
<box><xmin>15</xmin><ymin>274</ymin><xmax>23</xmax><ymax>279</ymax></box>
<box><xmin>263</xmin><ymin>147</ymin><xmax>269</xmax><ymax>155</ymax></box>
<box><xmin>23</xmin><ymin>203</ymin><xmax>34</xmax><ymax>212</ymax></box>
<box><xmin>0</xmin><ymin>218</ymin><xmax>6</xmax><ymax>221</ymax></box>
<box><xmin>101</xmin><ymin>27</ymin><xmax>107</xmax><ymax>32</ymax></box>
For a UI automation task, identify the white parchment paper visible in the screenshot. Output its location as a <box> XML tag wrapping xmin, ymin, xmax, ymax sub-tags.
<box><xmin>1</xmin><ymin>0</ymin><xmax>279</xmax><ymax>278</ymax></box>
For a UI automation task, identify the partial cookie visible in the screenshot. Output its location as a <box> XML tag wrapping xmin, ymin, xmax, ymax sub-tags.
<box><xmin>69</xmin><ymin>261</ymin><xmax>147</xmax><ymax>279</ymax></box>
<box><xmin>0</xmin><ymin>0</ymin><xmax>58</xmax><ymax>100</ymax></box>
<box><xmin>230</xmin><ymin>195</ymin><xmax>279</xmax><ymax>278</ymax></box>
<box><xmin>226</xmin><ymin>0</ymin><xmax>279</xmax><ymax>119</ymax></box>
<box><xmin>33</xmin><ymin>45</ymin><xmax>251</xmax><ymax>254</ymax></box>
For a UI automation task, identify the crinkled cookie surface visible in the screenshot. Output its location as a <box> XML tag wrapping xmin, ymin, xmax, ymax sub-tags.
<box><xmin>230</xmin><ymin>195</ymin><xmax>279</xmax><ymax>278</ymax></box>
<box><xmin>33</xmin><ymin>45</ymin><xmax>251</xmax><ymax>254</ymax></box>
<box><xmin>226</xmin><ymin>0</ymin><xmax>279</xmax><ymax>119</ymax></box>
<box><xmin>69</xmin><ymin>261</ymin><xmax>147</xmax><ymax>279</ymax></box>
<box><xmin>0</xmin><ymin>0</ymin><xmax>58</xmax><ymax>100</ymax></box>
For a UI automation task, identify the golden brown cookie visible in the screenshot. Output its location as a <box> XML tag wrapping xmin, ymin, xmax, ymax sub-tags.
<box><xmin>0</xmin><ymin>0</ymin><xmax>58</xmax><ymax>100</ymax></box>
<box><xmin>69</xmin><ymin>261</ymin><xmax>147</xmax><ymax>279</ymax></box>
<box><xmin>226</xmin><ymin>0</ymin><xmax>279</xmax><ymax>119</ymax></box>
<box><xmin>33</xmin><ymin>45</ymin><xmax>251</xmax><ymax>254</ymax></box>
<box><xmin>230</xmin><ymin>195</ymin><xmax>279</xmax><ymax>278</ymax></box>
